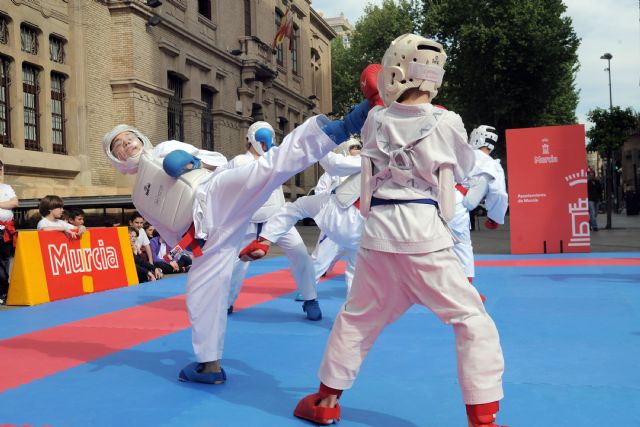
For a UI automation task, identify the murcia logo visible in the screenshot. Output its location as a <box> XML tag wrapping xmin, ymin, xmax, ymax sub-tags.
<box><xmin>534</xmin><ymin>138</ymin><xmax>558</xmax><ymax>164</ymax></box>
<box><xmin>144</xmin><ymin>183</ymin><xmax>151</xmax><ymax>196</ymax></box>
<box><xmin>541</xmin><ymin>139</ymin><xmax>550</xmax><ymax>155</ymax></box>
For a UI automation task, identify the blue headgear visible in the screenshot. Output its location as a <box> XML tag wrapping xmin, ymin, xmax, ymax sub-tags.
<box><xmin>247</xmin><ymin>121</ymin><xmax>276</xmax><ymax>155</ymax></box>
<box><xmin>255</xmin><ymin>128</ymin><xmax>274</xmax><ymax>152</ymax></box>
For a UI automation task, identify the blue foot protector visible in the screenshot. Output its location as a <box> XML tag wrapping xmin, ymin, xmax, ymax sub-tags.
<box><xmin>178</xmin><ymin>362</ymin><xmax>227</xmax><ymax>384</ymax></box>
<box><xmin>303</xmin><ymin>299</ymin><xmax>322</xmax><ymax>321</ymax></box>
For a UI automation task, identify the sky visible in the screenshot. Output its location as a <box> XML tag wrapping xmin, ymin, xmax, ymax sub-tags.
<box><xmin>311</xmin><ymin>0</ymin><xmax>640</xmax><ymax>128</ymax></box>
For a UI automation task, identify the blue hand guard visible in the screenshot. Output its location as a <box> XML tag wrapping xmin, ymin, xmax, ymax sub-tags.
<box><xmin>321</xmin><ymin>100</ymin><xmax>370</xmax><ymax>145</ymax></box>
<box><xmin>163</xmin><ymin>150</ymin><xmax>202</xmax><ymax>178</ymax></box>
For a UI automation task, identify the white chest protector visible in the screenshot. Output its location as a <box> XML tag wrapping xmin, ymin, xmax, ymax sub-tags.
<box><xmin>334</xmin><ymin>172</ymin><xmax>362</xmax><ymax>208</ymax></box>
<box><xmin>132</xmin><ymin>153</ymin><xmax>209</xmax><ymax>244</ymax></box>
<box><xmin>251</xmin><ymin>187</ymin><xmax>286</xmax><ymax>223</ymax></box>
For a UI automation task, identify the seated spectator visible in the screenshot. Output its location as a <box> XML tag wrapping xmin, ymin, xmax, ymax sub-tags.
<box><xmin>143</xmin><ymin>222</ymin><xmax>157</xmax><ymax>240</ymax></box>
<box><xmin>149</xmin><ymin>233</ymin><xmax>192</xmax><ymax>274</ymax></box>
<box><xmin>129</xmin><ymin>212</ymin><xmax>152</xmax><ymax>262</ymax></box>
<box><xmin>66</xmin><ymin>207</ymin><xmax>86</xmax><ymax>229</ymax></box>
<box><xmin>0</xmin><ymin>160</ymin><xmax>18</xmax><ymax>305</ymax></box>
<box><xmin>37</xmin><ymin>195</ymin><xmax>85</xmax><ymax>239</ymax></box>
<box><xmin>128</xmin><ymin>227</ymin><xmax>162</xmax><ymax>283</ymax></box>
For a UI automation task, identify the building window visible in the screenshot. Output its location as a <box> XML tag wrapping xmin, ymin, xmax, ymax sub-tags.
<box><xmin>49</xmin><ymin>35</ymin><xmax>65</xmax><ymax>63</ymax></box>
<box><xmin>0</xmin><ymin>56</ymin><xmax>11</xmax><ymax>147</ymax></box>
<box><xmin>167</xmin><ymin>74</ymin><xmax>184</xmax><ymax>141</ymax></box>
<box><xmin>275</xmin><ymin>9</ymin><xmax>284</xmax><ymax>66</ymax></box>
<box><xmin>277</xmin><ymin>116</ymin><xmax>287</xmax><ymax>145</ymax></box>
<box><xmin>51</xmin><ymin>72</ymin><xmax>66</xmax><ymax>154</ymax></box>
<box><xmin>0</xmin><ymin>15</ymin><xmax>9</xmax><ymax>45</ymax></box>
<box><xmin>243</xmin><ymin>0</ymin><xmax>251</xmax><ymax>36</ymax></box>
<box><xmin>201</xmin><ymin>87</ymin><xmax>214</xmax><ymax>150</ymax></box>
<box><xmin>291</xmin><ymin>26</ymin><xmax>299</xmax><ymax>74</ymax></box>
<box><xmin>23</xmin><ymin>64</ymin><xmax>40</xmax><ymax>151</ymax></box>
<box><xmin>198</xmin><ymin>0</ymin><xmax>211</xmax><ymax>20</ymax></box>
<box><xmin>311</xmin><ymin>49</ymin><xmax>321</xmax><ymax>99</ymax></box>
<box><xmin>20</xmin><ymin>24</ymin><xmax>38</xmax><ymax>55</ymax></box>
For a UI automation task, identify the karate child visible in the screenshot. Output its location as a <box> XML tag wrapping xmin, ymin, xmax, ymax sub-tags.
<box><xmin>308</xmin><ymin>141</ymin><xmax>362</xmax><ymax>284</ymax></box>
<box><xmin>449</xmin><ymin>125</ymin><xmax>509</xmax><ymax>297</ymax></box>
<box><xmin>291</xmin><ymin>34</ymin><xmax>508</xmax><ymax>426</ymax></box>
<box><xmin>225</xmin><ymin>121</ymin><xmax>321</xmax><ymax>320</ymax></box>
<box><xmin>240</xmin><ymin>143</ymin><xmax>364</xmax><ymax>297</ymax></box>
<box><xmin>103</xmin><ymin>99</ymin><xmax>371</xmax><ymax>385</ymax></box>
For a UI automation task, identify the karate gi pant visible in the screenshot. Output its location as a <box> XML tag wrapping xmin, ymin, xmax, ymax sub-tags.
<box><xmin>186</xmin><ymin>116</ymin><xmax>336</xmax><ymax>363</ymax></box>
<box><xmin>318</xmin><ymin>247</ymin><xmax>504</xmax><ymax>405</ymax></box>
<box><xmin>311</xmin><ymin>233</ymin><xmax>343</xmax><ymax>277</ymax></box>
<box><xmin>228</xmin><ymin>224</ymin><xmax>316</xmax><ymax>305</ymax></box>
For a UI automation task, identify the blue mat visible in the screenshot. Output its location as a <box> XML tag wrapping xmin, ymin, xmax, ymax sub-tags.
<box><xmin>1</xmin><ymin>253</ymin><xmax>639</xmax><ymax>426</ymax></box>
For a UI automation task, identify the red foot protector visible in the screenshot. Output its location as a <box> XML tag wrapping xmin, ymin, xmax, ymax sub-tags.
<box><xmin>294</xmin><ymin>393</ymin><xmax>341</xmax><ymax>425</ymax></box>
<box><xmin>485</xmin><ymin>218</ymin><xmax>499</xmax><ymax>230</ymax></box>
<box><xmin>238</xmin><ymin>239</ymin><xmax>270</xmax><ymax>261</ymax></box>
<box><xmin>466</xmin><ymin>401</ymin><xmax>508</xmax><ymax>427</ymax></box>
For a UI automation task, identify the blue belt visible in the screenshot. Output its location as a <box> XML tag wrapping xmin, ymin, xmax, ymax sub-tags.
<box><xmin>370</xmin><ymin>196</ymin><xmax>438</xmax><ymax>207</ymax></box>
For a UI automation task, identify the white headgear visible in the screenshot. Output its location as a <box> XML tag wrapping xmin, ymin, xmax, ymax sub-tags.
<box><xmin>338</xmin><ymin>137</ymin><xmax>362</xmax><ymax>156</ymax></box>
<box><xmin>379</xmin><ymin>34</ymin><xmax>447</xmax><ymax>106</ymax></box>
<box><xmin>246</xmin><ymin>121</ymin><xmax>276</xmax><ymax>156</ymax></box>
<box><xmin>469</xmin><ymin>125</ymin><xmax>498</xmax><ymax>152</ymax></box>
<box><xmin>102</xmin><ymin>124</ymin><xmax>153</xmax><ymax>174</ymax></box>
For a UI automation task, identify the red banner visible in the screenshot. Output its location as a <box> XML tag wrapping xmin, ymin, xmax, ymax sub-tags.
<box><xmin>38</xmin><ymin>228</ymin><xmax>132</xmax><ymax>301</ymax></box>
<box><xmin>506</xmin><ymin>124</ymin><xmax>589</xmax><ymax>254</ymax></box>
<box><xmin>8</xmin><ymin>227</ymin><xmax>138</xmax><ymax>305</ymax></box>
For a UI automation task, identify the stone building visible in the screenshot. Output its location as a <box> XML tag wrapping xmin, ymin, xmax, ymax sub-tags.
<box><xmin>323</xmin><ymin>12</ymin><xmax>353</xmax><ymax>48</ymax></box>
<box><xmin>0</xmin><ymin>0</ymin><xmax>335</xmax><ymax>224</ymax></box>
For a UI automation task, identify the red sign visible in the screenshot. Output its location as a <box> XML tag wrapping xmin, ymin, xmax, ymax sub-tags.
<box><xmin>38</xmin><ymin>228</ymin><xmax>133</xmax><ymax>301</ymax></box>
<box><xmin>506</xmin><ymin>124</ymin><xmax>589</xmax><ymax>254</ymax></box>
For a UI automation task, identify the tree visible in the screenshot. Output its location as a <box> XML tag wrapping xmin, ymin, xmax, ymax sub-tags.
<box><xmin>586</xmin><ymin>107</ymin><xmax>638</xmax><ymax>229</ymax></box>
<box><xmin>330</xmin><ymin>0</ymin><xmax>417</xmax><ymax>116</ymax></box>
<box><xmin>420</xmin><ymin>0</ymin><xmax>580</xmax><ymax>164</ymax></box>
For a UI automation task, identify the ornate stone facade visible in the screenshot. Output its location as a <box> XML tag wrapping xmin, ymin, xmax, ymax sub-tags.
<box><xmin>0</xmin><ymin>0</ymin><xmax>335</xmax><ymax>205</ymax></box>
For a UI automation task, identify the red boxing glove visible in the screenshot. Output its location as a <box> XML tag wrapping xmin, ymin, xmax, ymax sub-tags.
<box><xmin>455</xmin><ymin>183</ymin><xmax>468</xmax><ymax>196</ymax></box>
<box><xmin>360</xmin><ymin>64</ymin><xmax>384</xmax><ymax>107</ymax></box>
<box><xmin>485</xmin><ymin>218</ymin><xmax>499</xmax><ymax>230</ymax></box>
<box><xmin>238</xmin><ymin>238</ymin><xmax>270</xmax><ymax>261</ymax></box>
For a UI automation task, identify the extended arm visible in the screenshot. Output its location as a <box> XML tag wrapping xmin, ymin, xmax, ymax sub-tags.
<box><xmin>461</xmin><ymin>174</ymin><xmax>490</xmax><ymax>212</ymax></box>
<box><xmin>319</xmin><ymin>152</ymin><xmax>361</xmax><ymax>177</ymax></box>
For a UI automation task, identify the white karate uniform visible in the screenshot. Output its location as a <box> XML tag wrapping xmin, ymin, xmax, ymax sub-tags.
<box><xmin>448</xmin><ymin>189</ymin><xmax>475</xmax><ymax>277</ymax></box>
<box><xmin>261</xmin><ymin>151</ymin><xmax>363</xmax><ymax>295</ymax></box>
<box><xmin>226</xmin><ymin>152</ymin><xmax>317</xmax><ymax>305</ymax></box>
<box><xmin>317</xmin><ymin>102</ymin><xmax>505</xmax><ymax>405</ymax></box>
<box><xmin>145</xmin><ymin>116</ymin><xmax>337</xmax><ymax>363</ymax></box>
<box><xmin>448</xmin><ymin>149</ymin><xmax>508</xmax><ymax>278</ymax></box>
<box><xmin>310</xmin><ymin>172</ymin><xmax>344</xmax><ymax>278</ymax></box>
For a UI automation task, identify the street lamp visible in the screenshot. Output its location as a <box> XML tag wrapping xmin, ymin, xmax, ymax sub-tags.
<box><xmin>600</xmin><ymin>52</ymin><xmax>612</xmax><ymax>110</ymax></box>
<box><xmin>600</xmin><ymin>53</ymin><xmax>616</xmax><ymax>224</ymax></box>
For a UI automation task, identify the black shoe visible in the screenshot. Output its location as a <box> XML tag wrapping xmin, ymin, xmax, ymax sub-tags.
<box><xmin>227</xmin><ymin>305</ymin><xmax>234</xmax><ymax>315</ymax></box>
<box><xmin>593</xmin><ymin>227</ymin><xmax>598</xmax><ymax>232</ymax></box>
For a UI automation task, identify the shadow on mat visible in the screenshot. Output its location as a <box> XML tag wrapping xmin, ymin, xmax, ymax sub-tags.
<box><xmin>193</xmin><ymin>358</ymin><xmax>419</xmax><ymax>427</ymax></box>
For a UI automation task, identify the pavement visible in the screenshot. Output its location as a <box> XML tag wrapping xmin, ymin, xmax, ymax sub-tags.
<box><xmin>270</xmin><ymin>211</ymin><xmax>640</xmax><ymax>257</ymax></box>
